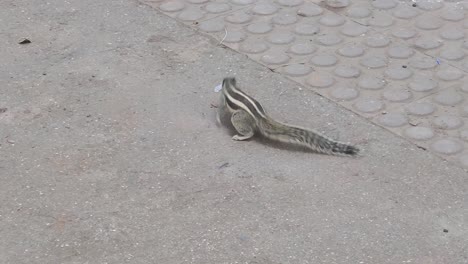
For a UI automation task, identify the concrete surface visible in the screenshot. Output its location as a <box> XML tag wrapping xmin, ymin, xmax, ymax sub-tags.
<box><xmin>0</xmin><ymin>0</ymin><xmax>467</xmax><ymax>263</ymax></box>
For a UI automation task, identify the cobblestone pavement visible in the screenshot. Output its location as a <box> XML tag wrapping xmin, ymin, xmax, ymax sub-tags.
<box><xmin>142</xmin><ymin>0</ymin><xmax>468</xmax><ymax>168</ymax></box>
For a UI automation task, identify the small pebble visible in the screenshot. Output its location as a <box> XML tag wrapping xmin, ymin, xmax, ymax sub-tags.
<box><xmin>19</xmin><ymin>39</ymin><xmax>31</xmax><ymax>44</ymax></box>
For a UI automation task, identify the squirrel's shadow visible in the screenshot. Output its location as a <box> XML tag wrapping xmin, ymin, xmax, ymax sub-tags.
<box><xmin>215</xmin><ymin>109</ymin><xmax>360</xmax><ymax>157</ymax></box>
<box><xmin>223</xmin><ymin>127</ymin><xmax>358</xmax><ymax>157</ymax></box>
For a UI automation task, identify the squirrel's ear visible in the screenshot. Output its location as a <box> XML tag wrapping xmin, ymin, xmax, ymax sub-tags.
<box><xmin>222</xmin><ymin>77</ymin><xmax>236</xmax><ymax>87</ymax></box>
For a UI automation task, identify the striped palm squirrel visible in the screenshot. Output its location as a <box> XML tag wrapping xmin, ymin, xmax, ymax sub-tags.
<box><xmin>217</xmin><ymin>77</ymin><xmax>359</xmax><ymax>156</ymax></box>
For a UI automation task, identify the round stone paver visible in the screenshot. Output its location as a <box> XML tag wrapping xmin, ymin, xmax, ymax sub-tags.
<box><xmin>383</xmin><ymin>88</ymin><xmax>412</xmax><ymax>102</ymax></box>
<box><xmin>404</xmin><ymin>127</ymin><xmax>434</xmax><ymax>140</ymax></box>
<box><xmin>310</xmin><ymin>54</ymin><xmax>338</xmax><ymax>67</ymax></box>
<box><xmin>378</xmin><ymin>113</ymin><xmax>408</xmax><ymax>127</ymax></box>
<box><xmin>360</xmin><ymin>56</ymin><xmax>388</xmax><ymax>69</ymax></box>
<box><xmin>225</xmin><ymin>12</ymin><xmax>252</xmax><ymax>24</ymax></box>
<box><xmin>330</xmin><ymin>87</ymin><xmax>359</xmax><ymax>101</ymax></box>
<box><xmin>334</xmin><ymin>65</ymin><xmax>360</xmax><ymax>78</ymax></box>
<box><xmin>368</xmin><ymin>15</ymin><xmax>394</xmax><ymax>28</ymax></box>
<box><xmin>205</xmin><ymin>3</ymin><xmax>231</xmax><ymax>13</ymax></box>
<box><xmin>178</xmin><ymin>9</ymin><xmax>204</xmax><ymax>21</ymax></box>
<box><xmin>441</xmin><ymin>9</ymin><xmax>465</xmax><ymax>21</ymax></box>
<box><xmin>283</xmin><ymin>64</ymin><xmax>312</xmax><ymax>77</ymax></box>
<box><xmin>319</xmin><ymin>13</ymin><xmax>345</xmax><ymax>27</ymax></box>
<box><xmin>246</xmin><ymin>22</ymin><xmax>273</xmax><ymax>34</ymax></box>
<box><xmin>440</xmin><ymin>28</ymin><xmax>464</xmax><ymax>40</ymax></box>
<box><xmin>277</xmin><ymin>0</ymin><xmax>303</xmax><ymax>7</ymax></box>
<box><xmin>416</xmin><ymin>1</ymin><xmax>443</xmax><ymax>11</ymax></box>
<box><xmin>266</xmin><ymin>32</ymin><xmax>295</xmax><ymax>44</ymax></box>
<box><xmin>414</xmin><ymin>37</ymin><xmax>443</xmax><ymax>50</ymax></box>
<box><xmin>433</xmin><ymin>115</ymin><xmax>463</xmax><ymax>130</ymax></box>
<box><xmin>239</xmin><ymin>41</ymin><xmax>269</xmax><ymax>54</ymax></box>
<box><xmin>393</xmin><ymin>5</ymin><xmax>419</xmax><ymax>19</ymax></box>
<box><xmin>392</xmin><ymin>28</ymin><xmax>417</xmax><ymax>39</ymax></box>
<box><xmin>408</xmin><ymin>78</ymin><xmax>438</xmax><ymax>92</ymax></box>
<box><xmin>358</xmin><ymin>76</ymin><xmax>386</xmax><ymax>90</ymax></box>
<box><xmin>365</xmin><ymin>35</ymin><xmax>390</xmax><ymax>48</ymax></box>
<box><xmin>261</xmin><ymin>53</ymin><xmax>290</xmax><ymax>65</ymax></box>
<box><xmin>340</xmin><ymin>23</ymin><xmax>368</xmax><ymax>37</ymax></box>
<box><xmin>294</xmin><ymin>24</ymin><xmax>320</xmax><ymax>35</ymax></box>
<box><xmin>416</xmin><ymin>16</ymin><xmax>442</xmax><ymax>30</ymax></box>
<box><xmin>337</xmin><ymin>44</ymin><xmax>365</xmax><ymax>57</ymax></box>
<box><xmin>297</xmin><ymin>3</ymin><xmax>323</xmax><ymax>17</ymax></box>
<box><xmin>306</xmin><ymin>72</ymin><xmax>335</xmax><ymax>88</ymax></box>
<box><xmin>354</xmin><ymin>99</ymin><xmax>384</xmax><ymax>113</ymax></box>
<box><xmin>433</xmin><ymin>90</ymin><xmax>463</xmax><ymax>106</ymax></box>
<box><xmin>325</xmin><ymin>0</ymin><xmax>349</xmax><ymax>8</ymax></box>
<box><xmin>405</xmin><ymin>102</ymin><xmax>436</xmax><ymax>116</ymax></box>
<box><xmin>272</xmin><ymin>13</ymin><xmax>298</xmax><ymax>25</ymax></box>
<box><xmin>439</xmin><ymin>48</ymin><xmax>465</xmax><ymax>61</ymax></box>
<box><xmin>288</xmin><ymin>43</ymin><xmax>317</xmax><ymax>55</ymax></box>
<box><xmin>347</xmin><ymin>7</ymin><xmax>371</xmax><ymax>18</ymax></box>
<box><xmin>230</xmin><ymin>0</ymin><xmax>256</xmax><ymax>4</ymax></box>
<box><xmin>160</xmin><ymin>1</ymin><xmax>185</xmax><ymax>12</ymax></box>
<box><xmin>431</xmin><ymin>138</ymin><xmax>463</xmax><ymax>155</ymax></box>
<box><xmin>384</xmin><ymin>67</ymin><xmax>413</xmax><ymax>80</ymax></box>
<box><xmin>317</xmin><ymin>34</ymin><xmax>343</xmax><ymax>46</ymax></box>
<box><xmin>409</xmin><ymin>57</ymin><xmax>438</xmax><ymax>69</ymax></box>
<box><xmin>388</xmin><ymin>45</ymin><xmax>414</xmax><ymax>59</ymax></box>
<box><xmin>436</xmin><ymin>68</ymin><xmax>464</xmax><ymax>81</ymax></box>
<box><xmin>199</xmin><ymin>20</ymin><xmax>225</xmax><ymax>32</ymax></box>
<box><xmin>252</xmin><ymin>4</ymin><xmax>278</xmax><ymax>15</ymax></box>
<box><xmin>372</xmin><ymin>0</ymin><xmax>397</xmax><ymax>9</ymax></box>
<box><xmin>223</xmin><ymin>31</ymin><xmax>246</xmax><ymax>43</ymax></box>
